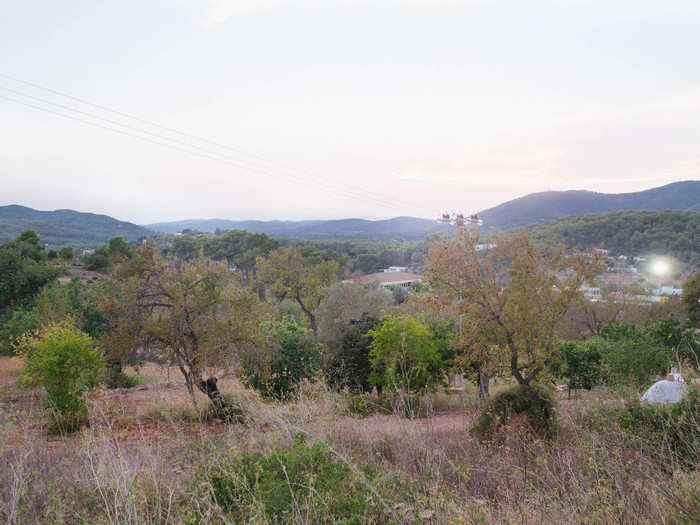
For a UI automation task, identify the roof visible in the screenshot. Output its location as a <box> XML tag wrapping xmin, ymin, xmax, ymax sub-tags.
<box><xmin>353</xmin><ymin>271</ymin><xmax>423</xmax><ymax>285</ymax></box>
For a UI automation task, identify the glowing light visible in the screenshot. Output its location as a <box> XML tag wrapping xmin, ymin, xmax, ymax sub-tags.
<box><xmin>650</xmin><ymin>260</ymin><xmax>670</xmax><ymax>276</ymax></box>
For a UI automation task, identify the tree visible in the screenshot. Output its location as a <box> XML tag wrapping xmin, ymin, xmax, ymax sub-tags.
<box><xmin>425</xmin><ymin>230</ymin><xmax>601</xmax><ymax>387</ymax></box>
<box><xmin>559</xmin><ymin>339</ymin><xmax>603</xmax><ymax>395</ymax></box>
<box><xmin>367</xmin><ymin>314</ymin><xmax>444</xmax><ymax>395</ymax></box>
<box><xmin>16</xmin><ymin>320</ymin><xmax>104</xmax><ymax>433</ymax></box>
<box><xmin>58</xmin><ymin>246</ymin><xmax>74</xmax><ymax>260</ymax></box>
<box><xmin>325</xmin><ymin>313</ymin><xmax>379</xmax><ymax>393</ymax></box>
<box><xmin>315</xmin><ymin>282</ymin><xmax>392</xmax><ymax>343</ymax></box>
<box><xmin>256</xmin><ymin>246</ymin><xmax>339</xmax><ymax>338</ymax></box>
<box><xmin>105</xmin><ymin>245</ymin><xmax>265</xmax><ymax>420</ymax></box>
<box><xmin>682</xmin><ymin>272</ymin><xmax>700</xmax><ymax>328</ymax></box>
<box><xmin>0</xmin><ymin>231</ymin><xmax>57</xmax><ymax>311</ymax></box>
<box><xmin>108</xmin><ymin>236</ymin><xmax>131</xmax><ymax>258</ymax></box>
<box><xmin>240</xmin><ymin>316</ymin><xmax>321</xmax><ymax>399</ymax></box>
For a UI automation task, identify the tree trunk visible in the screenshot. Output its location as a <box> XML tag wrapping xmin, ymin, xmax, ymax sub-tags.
<box><xmin>197</xmin><ymin>376</ymin><xmax>236</xmax><ymax>422</ymax></box>
<box><xmin>296</xmin><ymin>294</ymin><xmax>318</xmax><ymax>339</ymax></box>
<box><xmin>179</xmin><ymin>365</ymin><xmax>198</xmax><ymax>409</ymax></box>
<box><xmin>477</xmin><ymin>370</ymin><xmax>489</xmax><ymax>398</ymax></box>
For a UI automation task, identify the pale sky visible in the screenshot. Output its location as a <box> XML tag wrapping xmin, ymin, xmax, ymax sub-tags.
<box><xmin>1</xmin><ymin>0</ymin><xmax>699</xmax><ymax>223</ymax></box>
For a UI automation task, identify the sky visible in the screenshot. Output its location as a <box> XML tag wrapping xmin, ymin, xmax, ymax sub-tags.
<box><xmin>1</xmin><ymin>0</ymin><xmax>699</xmax><ymax>223</ymax></box>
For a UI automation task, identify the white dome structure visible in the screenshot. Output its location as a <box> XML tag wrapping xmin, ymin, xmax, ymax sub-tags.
<box><xmin>641</xmin><ymin>373</ymin><xmax>687</xmax><ymax>405</ymax></box>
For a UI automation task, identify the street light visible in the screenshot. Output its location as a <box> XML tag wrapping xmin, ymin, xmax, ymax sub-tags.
<box><xmin>650</xmin><ymin>259</ymin><xmax>670</xmax><ymax>277</ymax></box>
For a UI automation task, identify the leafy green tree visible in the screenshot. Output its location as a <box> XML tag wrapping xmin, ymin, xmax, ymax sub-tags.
<box><xmin>58</xmin><ymin>246</ymin><xmax>74</xmax><ymax>260</ymax></box>
<box><xmin>682</xmin><ymin>272</ymin><xmax>700</xmax><ymax>328</ymax></box>
<box><xmin>559</xmin><ymin>339</ymin><xmax>603</xmax><ymax>395</ymax></box>
<box><xmin>16</xmin><ymin>321</ymin><xmax>104</xmax><ymax>433</ymax></box>
<box><xmin>325</xmin><ymin>313</ymin><xmax>379</xmax><ymax>393</ymax></box>
<box><xmin>240</xmin><ymin>316</ymin><xmax>321</xmax><ymax>399</ymax></box>
<box><xmin>256</xmin><ymin>246</ymin><xmax>339</xmax><ymax>338</ymax></box>
<box><xmin>108</xmin><ymin>236</ymin><xmax>131</xmax><ymax>258</ymax></box>
<box><xmin>368</xmin><ymin>314</ymin><xmax>444</xmax><ymax>395</ymax></box>
<box><xmin>0</xmin><ymin>231</ymin><xmax>57</xmax><ymax>310</ymax></box>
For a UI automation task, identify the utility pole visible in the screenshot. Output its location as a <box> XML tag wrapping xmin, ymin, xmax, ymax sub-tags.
<box><xmin>437</xmin><ymin>211</ymin><xmax>483</xmax><ymax>392</ymax></box>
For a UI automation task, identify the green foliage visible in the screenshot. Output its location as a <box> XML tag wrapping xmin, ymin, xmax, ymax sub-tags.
<box><xmin>58</xmin><ymin>246</ymin><xmax>74</xmax><ymax>260</ymax></box>
<box><xmin>617</xmin><ymin>387</ymin><xmax>700</xmax><ymax>470</ymax></box>
<box><xmin>207</xmin><ymin>436</ymin><xmax>378</xmax><ymax>523</ymax></box>
<box><xmin>0</xmin><ymin>231</ymin><xmax>58</xmax><ymax>311</ymax></box>
<box><xmin>559</xmin><ymin>339</ymin><xmax>603</xmax><ymax>392</ymax></box>
<box><xmin>325</xmin><ymin>314</ymin><xmax>379</xmax><ymax>393</ymax></box>
<box><xmin>596</xmin><ymin>320</ymin><xmax>698</xmax><ymax>385</ymax></box>
<box><xmin>16</xmin><ymin>321</ymin><xmax>105</xmax><ymax>433</ymax></box>
<box><xmin>683</xmin><ymin>272</ymin><xmax>700</xmax><ymax>327</ymax></box>
<box><xmin>528</xmin><ymin>210</ymin><xmax>700</xmax><ymax>266</ymax></box>
<box><xmin>240</xmin><ymin>316</ymin><xmax>321</xmax><ymax>399</ymax></box>
<box><xmin>103</xmin><ymin>363</ymin><xmax>141</xmax><ymax>389</ymax></box>
<box><xmin>315</xmin><ymin>282</ymin><xmax>392</xmax><ymax>343</ymax></box>
<box><xmin>83</xmin><ymin>247</ymin><xmax>111</xmax><ymax>272</ymax></box>
<box><xmin>368</xmin><ymin>315</ymin><xmax>444</xmax><ymax>395</ymax></box>
<box><xmin>0</xmin><ymin>307</ymin><xmax>36</xmax><ymax>355</ymax></box>
<box><xmin>471</xmin><ymin>384</ymin><xmax>557</xmax><ymax>440</ymax></box>
<box><xmin>165</xmin><ymin>229</ymin><xmax>279</xmax><ymax>279</ymax></box>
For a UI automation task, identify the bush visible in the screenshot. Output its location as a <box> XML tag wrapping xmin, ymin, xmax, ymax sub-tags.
<box><xmin>103</xmin><ymin>363</ymin><xmax>140</xmax><ymax>389</ymax></box>
<box><xmin>240</xmin><ymin>316</ymin><xmax>321</xmax><ymax>399</ymax></box>
<box><xmin>206</xmin><ymin>435</ymin><xmax>378</xmax><ymax>523</ymax></box>
<box><xmin>16</xmin><ymin>321</ymin><xmax>105</xmax><ymax>434</ymax></box>
<box><xmin>598</xmin><ymin>322</ymin><xmax>671</xmax><ymax>386</ymax></box>
<box><xmin>559</xmin><ymin>338</ymin><xmax>603</xmax><ymax>394</ymax></box>
<box><xmin>367</xmin><ymin>315</ymin><xmax>444</xmax><ymax>396</ymax></box>
<box><xmin>471</xmin><ymin>384</ymin><xmax>557</xmax><ymax>440</ymax></box>
<box><xmin>618</xmin><ymin>387</ymin><xmax>700</xmax><ymax>470</ymax></box>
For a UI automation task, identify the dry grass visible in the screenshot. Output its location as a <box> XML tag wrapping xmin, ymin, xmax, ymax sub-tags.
<box><xmin>0</xmin><ymin>363</ymin><xmax>698</xmax><ymax>524</ymax></box>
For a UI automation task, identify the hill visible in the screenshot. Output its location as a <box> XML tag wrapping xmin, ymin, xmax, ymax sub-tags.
<box><xmin>527</xmin><ymin>210</ymin><xmax>700</xmax><ymax>267</ymax></box>
<box><xmin>146</xmin><ymin>216</ymin><xmax>450</xmax><ymax>240</ymax></box>
<box><xmin>478</xmin><ymin>180</ymin><xmax>700</xmax><ymax>231</ymax></box>
<box><xmin>0</xmin><ymin>205</ymin><xmax>152</xmax><ymax>248</ymax></box>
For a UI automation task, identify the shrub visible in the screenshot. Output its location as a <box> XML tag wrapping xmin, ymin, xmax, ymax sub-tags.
<box><xmin>206</xmin><ymin>435</ymin><xmax>378</xmax><ymax>523</ymax></box>
<box><xmin>240</xmin><ymin>316</ymin><xmax>321</xmax><ymax>399</ymax></box>
<box><xmin>367</xmin><ymin>314</ymin><xmax>444</xmax><ymax>396</ymax></box>
<box><xmin>618</xmin><ymin>387</ymin><xmax>700</xmax><ymax>470</ymax></box>
<box><xmin>559</xmin><ymin>338</ymin><xmax>604</xmax><ymax>394</ymax></box>
<box><xmin>103</xmin><ymin>364</ymin><xmax>141</xmax><ymax>389</ymax></box>
<box><xmin>598</xmin><ymin>322</ymin><xmax>671</xmax><ymax>385</ymax></box>
<box><xmin>16</xmin><ymin>321</ymin><xmax>105</xmax><ymax>434</ymax></box>
<box><xmin>471</xmin><ymin>384</ymin><xmax>557</xmax><ymax>440</ymax></box>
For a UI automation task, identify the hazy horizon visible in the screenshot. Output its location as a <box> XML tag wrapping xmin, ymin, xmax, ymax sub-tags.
<box><xmin>2</xmin><ymin>179</ymin><xmax>697</xmax><ymax>226</ymax></box>
<box><xmin>3</xmin><ymin>1</ymin><xmax>700</xmax><ymax>223</ymax></box>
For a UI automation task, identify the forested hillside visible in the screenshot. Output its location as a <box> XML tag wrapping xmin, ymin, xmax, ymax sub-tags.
<box><xmin>0</xmin><ymin>205</ymin><xmax>152</xmax><ymax>248</ymax></box>
<box><xmin>527</xmin><ymin>210</ymin><xmax>699</xmax><ymax>266</ymax></box>
<box><xmin>147</xmin><ymin>216</ymin><xmax>449</xmax><ymax>240</ymax></box>
<box><xmin>479</xmin><ymin>180</ymin><xmax>700</xmax><ymax>230</ymax></box>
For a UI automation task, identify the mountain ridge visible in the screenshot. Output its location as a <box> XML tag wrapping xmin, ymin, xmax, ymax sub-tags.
<box><xmin>478</xmin><ymin>180</ymin><xmax>700</xmax><ymax>230</ymax></box>
<box><xmin>0</xmin><ymin>205</ymin><xmax>152</xmax><ymax>247</ymax></box>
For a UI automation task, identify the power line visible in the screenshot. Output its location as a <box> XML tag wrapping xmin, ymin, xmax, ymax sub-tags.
<box><xmin>0</xmin><ymin>92</ymin><xmax>410</xmax><ymax>210</ymax></box>
<box><xmin>1</xmin><ymin>93</ymin><xmax>406</xmax><ymax>209</ymax></box>
<box><xmin>0</xmin><ymin>73</ymin><xmax>422</xmax><ymax>211</ymax></box>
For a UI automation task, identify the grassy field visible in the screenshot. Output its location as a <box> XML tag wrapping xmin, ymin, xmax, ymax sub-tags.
<box><xmin>0</xmin><ymin>357</ymin><xmax>698</xmax><ymax>524</ymax></box>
